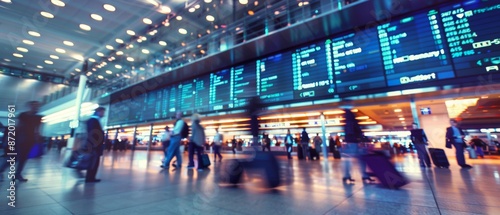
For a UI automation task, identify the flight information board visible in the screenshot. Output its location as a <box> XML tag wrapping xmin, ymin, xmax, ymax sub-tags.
<box><xmin>160</xmin><ymin>88</ymin><xmax>169</xmax><ymax>118</ymax></box>
<box><xmin>193</xmin><ymin>75</ymin><xmax>210</xmax><ymax>113</ymax></box>
<box><xmin>142</xmin><ymin>89</ymin><xmax>163</xmax><ymax>121</ymax></box>
<box><xmin>292</xmin><ymin>43</ymin><xmax>335</xmax><ymax>98</ymax></box>
<box><xmin>330</xmin><ymin>30</ymin><xmax>386</xmax><ymax>93</ymax></box>
<box><xmin>257</xmin><ymin>53</ymin><xmax>294</xmax><ymax>103</ymax></box>
<box><xmin>168</xmin><ymin>85</ymin><xmax>178</xmax><ymax>115</ymax></box>
<box><xmin>210</xmin><ymin>69</ymin><xmax>232</xmax><ymax>111</ymax></box>
<box><xmin>378</xmin><ymin>10</ymin><xmax>455</xmax><ymax>86</ymax></box>
<box><xmin>128</xmin><ymin>94</ymin><xmax>146</xmax><ymax>123</ymax></box>
<box><xmin>441</xmin><ymin>0</ymin><xmax>500</xmax><ymax>77</ymax></box>
<box><xmin>231</xmin><ymin>63</ymin><xmax>257</xmax><ymax>108</ymax></box>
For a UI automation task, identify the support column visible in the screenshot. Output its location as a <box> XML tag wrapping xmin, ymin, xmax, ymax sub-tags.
<box><xmin>132</xmin><ymin>125</ymin><xmax>138</xmax><ymax>151</ymax></box>
<box><xmin>147</xmin><ymin>124</ymin><xmax>154</xmax><ymax>152</ymax></box>
<box><xmin>320</xmin><ymin>113</ymin><xmax>328</xmax><ymax>160</ymax></box>
<box><xmin>66</xmin><ymin>74</ymin><xmax>87</xmax><ymax>150</ymax></box>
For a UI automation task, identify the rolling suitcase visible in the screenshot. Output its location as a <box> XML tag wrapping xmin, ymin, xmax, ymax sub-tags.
<box><xmin>333</xmin><ymin>150</ymin><xmax>341</xmax><ymax>159</ymax></box>
<box><xmin>309</xmin><ymin>147</ymin><xmax>320</xmax><ymax>160</ymax></box>
<box><xmin>201</xmin><ymin>154</ymin><xmax>211</xmax><ymax>168</ymax></box>
<box><xmin>362</xmin><ymin>152</ymin><xmax>408</xmax><ymax>189</ymax></box>
<box><xmin>428</xmin><ymin>148</ymin><xmax>450</xmax><ymax>168</ymax></box>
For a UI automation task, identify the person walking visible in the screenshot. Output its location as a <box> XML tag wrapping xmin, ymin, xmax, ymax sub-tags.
<box><xmin>84</xmin><ymin>107</ymin><xmax>106</xmax><ymax>183</ymax></box>
<box><xmin>300</xmin><ymin>128</ymin><xmax>310</xmax><ymax>160</ymax></box>
<box><xmin>445</xmin><ymin>119</ymin><xmax>472</xmax><ymax>169</ymax></box>
<box><xmin>470</xmin><ymin>136</ymin><xmax>486</xmax><ymax>158</ymax></box>
<box><xmin>410</xmin><ymin>123</ymin><xmax>431</xmax><ymax>168</ymax></box>
<box><xmin>162</xmin><ymin>111</ymin><xmax>188</xmax><ymax>169</ymax></box>
<box><xmin>313</xmin><ymin>133</ymin><xmax>323</xmax><ymax>155</ymax></box>
<box><xmin>161</xmin><ymin>126</ymin><xmax>171</xmax><ymax>159</ymax></box>
<box><xmin>213</xmin><ymin>128</ymin><xmax>223</xmax><ymax>162</ymax></box>
<box><xmin>188</xmin><ymin>114</ymin><xmax>206</xmax><ymax>170</ymax></box>
<box><xmin>284</xmin><ymin>129</ymin><xmax>294</xmax><ymax>159</ymax></box>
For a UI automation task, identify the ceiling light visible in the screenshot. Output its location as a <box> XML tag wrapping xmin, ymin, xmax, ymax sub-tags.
<box><xmin>188</xmin><ymin>8</ymin><xmax>196</xmax><ymax>13</ymax></box>
<box><xmin>96</xmin><ymin>52</ymin><xmax>104</xmax><ymax>57</ymax></box>
<box><xmin>399</xmin><ymin>118</ymin><xmax>405</xmax><ymax>121</ymax></box>
<box><xmin>206</xmin><ymin>15</ymin><xmax>215</xmax><ymax>22</ymax></box>
<box><xmin>28</xmin><ymin>31</ymin><xmax>41</xmax><ymax>37</ymax></box>
<box><xmin>142</xmin><ymin>49</ymin><xmax>150</xmax><ymax>54</ymax></box>
<box><xmin>91</xmin><ymin>14</ymin><xmax>103</xmax><ymax>21</ymax></box>
<box><xmin>40</xmin><ymin>11</ymin><xmax>54</xmax><ymax>19</ymax></box>
<box><xmin>239</xmin><ymin>0</ymin><xmax>248</xmax><ymax>4</ymax></box>
<box><xmin>115</xmin><ymin>64</ymin><xmax>122</xmax><ymax>69</ymax></box>
<box><xmin>159</xmin><ymin>41</ymin><xmax>167</xmax><ymax>46</ymax></box>
<box><xmin>164</xmin><ymin>21</ymin><xmax>170</xmax><ymax>26</ymax></box>
<box><xmin>44</xmin><ymin>60</ymin><xmax>53</xmax><ymax>64</ymax></box>
<box><xmin>72</xmin><ymin>55</ymin><xmax>84</xmax><ymax>61</ymax></box>
<box><xmin>13</xmin><ymin>53</ymin><xmax>23</xmax><ymax>58</ymax></box>
<box><xmin>75</xmin><ymin>68</ymin><xmax>81</xmax><ymax>72</ymax></box>
<box><xmin>127</xmin><ymin>44</ymin><xmax>134</xmax><ymax>49</ymax></box>
<box><xmin>1</xmin><ymin>0</ymin><xmax>12</xmax><ymax>3</ymax></box>
<box><xmin>137</xmin><ymin>39</ymin><xmax>143</xmax><ymax>43</ymax></box>
<box><xmin>394</xmin><ymin>109</ymin><xmax>402</xmax><ymax>112</ymax></box>
<box><xmin>126</xmin><ymin>30</ymin><xmax>135</xmax><ymax>36</ymax></box>
<box><xmin>178</xmin><ymin>28</ymin><xmax>187</xmax><ymax>34</ymax></box>
<box><xmin>204</xmin><ymin>0</ymin><xmax>212</xmax><ymax>3</ymax></box>
<box><xmin>16</xmin><ymin>47</ymin><xmax>28</xmax><ymax>52</ymax></box>
<box><xmin>51</xmin><ymin>0</ymin><xmax>65</xmax><ymax>7</ymax></box>
<box><xmin>254</xmin><ymin>1</ymin><xmax>259</xmax><ymax>6</ymax></box>
<box><xmin>106</xmin><ymin>45</ymin><xmax>114</xmax><ymax>50</ymax></box>
<box><xmin>195</xmin><ymin>4</ymin><xmax>201</xmax><ymax>9</ymax></box>
<box><xmin>37</xmin><ymin>65</ymin><xmax>43</xmax><ymax>69</ymax></box>
<box><xmin>158</xmin><ymin>5</ymin><xmax>172</xmax><ymax>14</ymax></box>
<box><xmin>115</xmin><ymin>38</ymin><xmax>124</xmax><ymax>44</ymax></box>
<box><xmin>274</xmin><ymin>11</ymin><xmax>280</xmax><ymax>15</ymax></box>
<box><xmin>103</xmin><ymin>4</ymin><xmax>116</xmax><ymax>12</ymax></box>
<box><xmin>176</xmin><ymin>16</ymin><xmax>182</xmax><ymax>20</ymax></box>
<box><xmin>143</xmin><ymin>18</ymin><xmax>152</xmax><ymax>25</ymax></box>
<box><xmin>248</xmin><ymin>10</ymin><xmax>254</xmax><ymax>15</ymax></box>
<box><xmin>127</xmin><ymin>57</ymin><xmax>134</xmax><ymax>62</ymax></box>
<box><xmin>116</xmin><ymin>51</ymin><xmax>123</xmax><ymax>55</ymax></box>
<box><xmin>140</xmin><ymin>67</ymin><xmax>145</xmax><ymax>71</ymax></box>
<box><xmin>63</xmin><ymin>40</ymin><xmax>74</xmax><ymax>46</ymax></box>
<box><xmin>50</xmin><ymin>55</ymin><xmax>59</xmax><ymax>59</ymax></box>
<box><xmin>88</xmin><ymin>58</ymin><xmax>96</xmax><ymax>62</ymax></box>
<box><xmin>4</xmin><ymin>58</ymin><xmax>11</xmax><ymax>62</ymax></box>
<box><xmin>106</xmin><ymin>70</ymin><xmax>112</xmax><ymax>74</ymax></box>
<box><xmin>98</xmin><ymin>75</ymin><xmax>104</xmax><ymax>79</ymax></box>
<box><xmin>79</xmin><ymin>24</ymin><xmax>91</xmax><ymax>31</ymax></box>
<box><xmin>55</xmin><ymin>48</ymin><xmax>66</xmax><ymax>53</ymax></box>
<box><xmin>22</xmin><ymin>40</ymin><xmax>34</xmax><ymax>45</ymax></box>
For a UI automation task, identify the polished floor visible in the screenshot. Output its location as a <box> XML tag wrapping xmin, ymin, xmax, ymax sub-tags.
<box><xmin>1</xmin><ymin>148</ymin><xmax>500</xmax><ymax>215</ymax></box>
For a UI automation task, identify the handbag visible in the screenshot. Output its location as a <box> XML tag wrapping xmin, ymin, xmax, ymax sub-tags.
<box><xmin>65</xmin><ymin>150</ymin><xmax>93</xmax><ymax>170</ymax></box>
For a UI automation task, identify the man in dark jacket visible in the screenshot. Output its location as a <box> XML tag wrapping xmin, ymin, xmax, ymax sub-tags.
<box><xmin>410</xmin><ymin>123</ymin><xmax>431</xmax><ymax>167</ymax></box>
<box><xmin>300</xmin><ymin>128</ymin><xmax>310</xmax><ymax>160</ymax></box>
<box><xmin>445</xmin><ymin>119</ymin><xmax>472</xmax><ymax>169</ymax></box>
<box><xmin>84</xmin><ymin>107</ymin><xmax>106</xmax><ymax>182</ymax></box>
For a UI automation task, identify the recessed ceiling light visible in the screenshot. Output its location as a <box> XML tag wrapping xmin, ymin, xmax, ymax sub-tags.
<box><xmin>55</xmin><ymin>48</ymin><xmax>66</xmax><ymax>53</ymax></box>
<box><xmin>50</xmin><ymin>55</ymin><xmax>59</xmax><ymax>59</ymax></box>
<box><xmin>116</xmin><ymin>51</ymin><xmax>123</xmax><ymax>55</ymax></box>
<box><xmin>128</xmin><ymin>44</ymin><xmax>134</xmax><ymax>49</ymax></box>
<box><xmin>188</xmin><ymin>8</ymin><xmax>196</xmax><ymax>13</ymax></box>
<box><xmin>98</xmin><ymin>75</ymin><xmax>104</xmax><ymax>79</ymax></box>
<box><xmin>72</xmin><ymin>55</ymin><xmax>84</xmax><ymax>61</ymax></box>
<box><xmin>127</xmin><ymin>57</ymin><xmax>134</xmax><ymax>62</ymax></box>
<box><xmin>75</xmin><ymin>68</ymin><xmax>81</xmax><ymax>72</ymax></box>
<box><xmin>79</xmin><ymin>24</ymin><xmax>91</xmax><ymax>31</ymax></box>
<box><xmin>239</xmin><ymin>0</ymin><xmax>248</xmax><ymax>4</ymax></box>
<box><xmin>159</xmin><ymin>41</ymin><xmax>167</xmax><ymax>46</ymax></box>
<box><xmin>206</xmin><ymin>15</ymin><xmax>215</xmax><ymax>22</ymax></box>
<box><xmin>63</xmin><ymin>40</ymin><xmax>74</xmax><ymax>46</ymax></box>
<box><xmin>103</xmin><ymin>4</ymin><xmax>116</xmax><ymax>12</ymax></box>
<box><xmin>399</xmin><ymin>118</ymin><xmax>405</xmax><ymax>121</ymax></box>
<box><xmin>274</xmin><ymin>11</ymin><xmax>280</xmax><ymax>15</ymax></box>
<box><xmin>158</xmin><ymin>5</ymin><xmax>171</xmax><ymax>14</ymax></box>
<box><xmin>143</xmin><ymin>18</ymin><xmax>152</xmax><ymax>25</ymax></box>
<box><xmin>204</xmin><ymin>0</ymin><xmax>212</xmax><ymax>3</ymax></box>
<box><xmin>92</xmin><ymin>68</ymin><xmax>96</xmax><ymax>71</ymax></box>
<box><xmin>140</xmin><ymin>67</ymin><xmax>145</xmax><ymax>71</ymax></box>
<box><xmin>13</xmin><ymin>53</ymin><xmax>23</xmax><ymax>58</ymax></box>
<box><xmin>88</xmin><ymin>58</ymin><xmax>96</xmax><ymax>62</ymax></box>
<box><xmin>4</xmin><ymin>58</ymin><xmax>11</xmax><ymax>62</ymax></box>
<box><xmin>90</xmin><ymin>14</ymin><xmax>103</xmax><ymax>21</ymax></box>
<box><xmin>176</xmin><ymin>16</ymin><xmax>182</xmax><ymax>21</ymax></box>
<box><xmin>142</xmin><ymin>49</ymin><xmax>150</xmax><ymax>54</ymax></box>
<box><xmin>106</xmin><ymin>45</ymin><xmax>114</xmax><ymax>50</ymax></box>
<box><xmin>96</xmin><ymin>52</ymin><xmax>104</xmax><ymax>57</ymax></box>
<box><xmin>394</xmin><ymin>109</ymin><xmax>402</xmax><ymax>112</ymax></box>
<box><xmin>44</xmin><ymin>60</ymin><xmax>53</xmax><ymax>64</ymax></box>
<box><xmin>16</xmin><ymin>47</ymin><xmax>28</xmax><ymax>52</ymax></box>
<box><xmin>195</xmin><ymin>4</ymin><xmax>201</xmax><ymax>9</ymax></box>
<box><xmin>115</xmin><ymin>64</ymin><xmax>122</xmax><ymax>69</ymax></box>
<box><xmin>1</xmin><ymin>0</ymin><xmax>12</xmax><ymax>4</ymax></box>
<box><xmin>22</xmin><ymin>40</ymin><xmax>34</xmax><ymax>45</ymax></box>
<box><xmin>28</xmin><ymin>31</ymin><xmax>41</xmax><ymax>37</ymax></box>
<box><xmin>51</xmin><ymin>0</ymin><xmax>65</xmax><ymax>7</ymax></box>
<box><xmin>40</xmin><ymin>11</ymin><xmax>54</xmax><ymax>18</ymax></box>
<box><xmin>248</xmin><ymin>10</ymin><xmax>254</xmax><ymax>15</ymax></box>
<box><xmin>126</xmin><ymin>30</ymin><xmax>135</xmax><ymax>36</ymax></box>
<box><xmin>115</xmin><ymin>38</ymin><xmax>124</xmax><ymax>44</ymax></box>
<box><xmin>178</xmin><ymin>28</ymin><xmax>187</xmax><ymax>34</ymax></box>
<box><xmin>106</xmin><ymin>70</ymin><xmax>112</xmax><ymax>74</ymax></box>
<box><xmin>37</xmin><ymin>65</ymin><xmax>43</xmax><ymax>69</ymax></box>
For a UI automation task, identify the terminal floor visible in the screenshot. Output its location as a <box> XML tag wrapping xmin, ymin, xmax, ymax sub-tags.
<box><xmin>1</xmin><ymin>150</ymin><xmax>500</xmax><ymax>215</ymax></box>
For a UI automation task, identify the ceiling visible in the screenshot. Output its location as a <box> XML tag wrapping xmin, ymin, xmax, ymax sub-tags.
<box><xmin>0</xmin><ymin>0</ymin><xmax>252</xmax><ymax>88</ymax></box>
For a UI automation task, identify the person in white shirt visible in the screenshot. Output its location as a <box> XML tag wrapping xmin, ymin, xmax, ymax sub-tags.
<box><xmin>284</xmin><ymin>129</ymin><xmax>294</xmax><ymax>159</ymax></box>
<box><xmin>161</xmin><ymin>111</ymin><xmax>187</xmax><ymax>169</ymax></box>
<box><xmin>161</xmin><ymin>126</ymin><xmax>171</xmax><ymax>158</ymax></box>
<box><xmin>213</xmin><ymin>128</ymin><xmax>223</xmax><ymax>162</ymax></box>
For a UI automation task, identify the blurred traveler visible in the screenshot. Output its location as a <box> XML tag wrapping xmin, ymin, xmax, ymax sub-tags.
<box><xmin>284</xmin><ymin>129</ymin><xmax>294</xmax><ymax>159</ymax></box>
<box><xmin>262</xmin><ymin>132</ymin><xmax>271</xmax><ymax>152</ymax></box>
<box><xmin>161</xmin><ymin>111</ymin><xmax>187</xmax><ymax>169</ymax></box>
<box><xmin>300</xmin><ymin>128</ymin><xmax>310</xmax><ymax>160</ymax></box>
<box><xmin>213</xmin><ymin>128</ymin><xmax>223</xmax><ymax>162</ymax></box>
<box><xmin>410</xmin><ymin>123</ymin><xmax>431</xmax><ymax>168</ymax></box>
<box><xmin>313</xmin><ymin>133</ymin><xmax>323</xmax><ymax>154</ymax></box>
<box><xmin>188</xmin><ymin>114</ymin><xmax>206</xmax><ymax>170</ymax></box>
<box><xmin>470</xmin><ymin>136</ymin><xmax>486</xmax><ymax>158</ymax></box>
<box><xmin>161</xmin><ymin>126</ymin><xmax>171</xmax><ymax>158</ymax></box>
<box><xmin>445</xmin><ymin>119</ymin><xmax>472</xmax><ymax>169</ymax></box>
<box><xmin>85</xmin><ymin>107</ymin><xmax>106</xmax><ymax>183</ymax></box>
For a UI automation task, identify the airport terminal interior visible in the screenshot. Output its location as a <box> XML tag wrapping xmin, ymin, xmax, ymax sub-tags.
<box><xmin>1</xmin><ymin>0</ymin><xmax>500</xmax><ymax>214</ymax></box>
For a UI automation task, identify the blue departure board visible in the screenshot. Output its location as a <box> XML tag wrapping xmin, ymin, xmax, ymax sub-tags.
<box><xmin>378</xmin><ymin>10</ymin><xmax>455</xmax><ymax>86</ymax></box>
<box><xmin>330</xmin><ymin>30</ymin><xmax>386</xmax><ymax>93</ymax></box>
<box><xmin>168</xmin><ymin>85</ymin><xmax>178</xmax><ymax>115</ymax></box>
<box><xmin>161</xmin><ymin>88</ymin><xmax>169</xmax><ymax>118</ymax></box>
<box><xmin>441</xmin><ymin>0</ymin><xmax>500</xmax><ymax>77</ymax></box>
<box><xmin>193</xmin><ymin>75</ymin><xmax>210</xmax><ymax>113</ymax></box>
<box><xmin>257</xmin><ymin>53</ymin><xmax>294</xmax><ymax>103</ymax></box>
<box><xmin>128</xmin><ymin>94</ymin><xmax>146</xmax><ymax>123</ymax></box>
<box><xmin>210</xmin><ymin>69</ymin><xmax>233</xmax><ymax>111</ymax></box>
<box><xmin>108</xmin><ymin>101</ymin><xmax>129</xmax><ymax>125</ymax></box>
<box><xmin>177</xmin><ymin>81</ymin><xmax>194</xmax><ymax>115</ymax></box>
<box><xmin>142</xmin><ymin>89</ymin><xmax>163</xmax><ymax>121</ymax></box>
<box><xmin>292</xmin><ymin>43</ymin><xmax>335</xmax><ymax>98</ymax></box>
<box><xmin>231</xmin><ymin>63</ymin><xmax>257</xmax><ymax>108</ymax></box>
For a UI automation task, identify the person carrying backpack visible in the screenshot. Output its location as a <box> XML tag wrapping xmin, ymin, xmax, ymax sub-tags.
<box><xmin>161</xmin><ymin>111</ymin><xmax>188</xmax><ymax>170</ymax></box>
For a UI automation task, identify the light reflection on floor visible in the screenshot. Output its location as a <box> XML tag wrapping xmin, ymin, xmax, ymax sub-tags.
<box><xmin>0</xmin><ymin>149</ymin><xmax>499</xmax><ymax>214</ymax></box>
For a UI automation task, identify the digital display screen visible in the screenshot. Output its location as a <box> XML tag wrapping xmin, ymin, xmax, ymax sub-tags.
<box><xmin>231</xmin><ymin>63</ymin><xmax>257</xmax><ymax>108</ymax></box>
<box><xmin>257</xmin><ymin>53</ymin><xmax>294</xmax><ymax>103</ymax></box>
<box><xmin>330</xmin><ymin>30</ymin><xmax>386</xmax><ymax>93</ymax></box>
<box><xmin>128</xmin><ymin>94</ymin><xmax>146</xmax><ymax>123</ymax></box>
<box><xmin>193</xmin><ymin>75</ymin><xmax>210</xmax><ymax>113</ymax></box>
<box><xmin>108</xmin><ymin>101</ymin><xmax>129</xmax><ymax>125</ymax></box>
<box><xmin>161</xmin><ymin>88</ymin><xmax>169</xmax><ymax>118</ymax></box>
<box><xmin>441</xmin><ymin>0</ymin><xmax>500</xmax><ymax>77</ymax></box>
<box><xmin>292</xmin><ymin>43</ymin><xmax>335</xmax><ymax>98</ymax></box>
<box><xmin>168</xmin><ymin>85</ymin><xmax>178</xmax><ymax>115</ymax></box>
<box><xmin>378</xmin><ymin>10</ymin><xmax>455</xmax><ymax>86</ymax></box>
<box><xmin>142</xmin><ymin>89</ymin><xmax>163</xmax><ymax>121</ymax></box>
<box><xmin>210</xmin><ymin>69</ymin><xmax>232</xmax><ymax>111</ymax></box>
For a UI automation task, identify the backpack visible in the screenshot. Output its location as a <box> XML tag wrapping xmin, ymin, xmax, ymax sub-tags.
<box><xmin>180</xmin><ymin>120</ymin><xmax>189</xmax><ymax>138</ymax></box>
